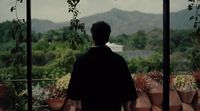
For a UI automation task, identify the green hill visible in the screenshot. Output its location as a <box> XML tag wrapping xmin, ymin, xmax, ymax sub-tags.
<box><xmin>32</xmin><ymin>8</ymin><xmax>194</xmax><ymax>36</ymax></box>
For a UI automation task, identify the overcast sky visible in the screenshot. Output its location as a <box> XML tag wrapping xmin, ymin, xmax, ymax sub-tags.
<box><xmin>0</xmin><ymin>0</ymin><xmax>188</xmax><ymax>23</ymax></box>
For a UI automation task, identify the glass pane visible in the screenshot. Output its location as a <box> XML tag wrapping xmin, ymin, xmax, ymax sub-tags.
<box><xmin>31</xmin><ymin>0</ymin><xmax>163</xmax><ymax>111</ymax></box>
<box><xmin>170</xmin><ymin>0</ymin><xmax>200</xmax><ymax>111</ymax></box>
<box><xmin>0</xmin><ymin>0</ymin><xmax>27</xmax><ymax>110</ymax></box>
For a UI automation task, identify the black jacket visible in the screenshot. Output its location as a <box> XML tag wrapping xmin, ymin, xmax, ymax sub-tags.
<box><xmin>67</xmin><ymin>46</ymin><xmax>138</xmax><ymax>111</ymax></box>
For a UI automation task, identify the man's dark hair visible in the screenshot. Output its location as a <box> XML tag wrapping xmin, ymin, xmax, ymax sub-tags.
<box><xmin>90</xmin><ymin>21</ymin><xmax>111</xmax><ymax>46</ymax></box>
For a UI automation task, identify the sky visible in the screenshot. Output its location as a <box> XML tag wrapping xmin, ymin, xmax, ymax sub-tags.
<box><xmin>0</xmin><ymin>0</ymin><xmax>189</xmax><ymax>23</ymax></box>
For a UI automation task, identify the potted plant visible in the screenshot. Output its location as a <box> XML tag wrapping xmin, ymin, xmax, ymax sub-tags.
<box><xmin>147</xmin><ymin>71</ymin><xmax>163</xmax><ymax>106</ymax></box>
<box><xmin>32</xmin><ymin>83</ymin><xmax>49</xmax><ymax>111</ymax></box>
<box><xmin>45</xmin><ymin>74</ymin><xmax>71</xmax><ymax>111</ymax></box>
<box><xmin>0</xmin><ymin>80</ymin><xmax>17</xmax><ymax>111</ymax></box>
<box><xmin>181</xmin><ymin>103</ymin><xmax>195</xmax><ymax>111</ymax></box>
<box><xmin>169</xmin><ymin>74</ymin><xmax>181</xmax><ymax>111</ymax></box>
<box><xmin>193</xmin><ymin>70</ymin><xmax>200</xmax><ymax>111</ymax></box>
<box><xmin>151</xmin><ymin>105</ymin><xmax>162</xmax><ymax>111</ymax></box>
<box><xmin>174</xmin><ymin>74</ymin><xmax>197</xmax><ymax>104</ymax></box>
<box><xmin>193</xmin><ymin>70</ymin><xmax>200</xmax><ymax>88</ymax></box>
<box><xmin>133</xmin><ymin>73</ymin><xmax>151</xmax><ymax>111</ymax></box>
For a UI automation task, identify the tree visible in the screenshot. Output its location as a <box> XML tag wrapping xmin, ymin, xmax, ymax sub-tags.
<box><xmin>187</xmin><ymin>33</ymin><xmax>200</xmax><ymax>70</ymax></box>
<box><xmin>132</xmin><ymin>30</ymin><xmax>147</xmax><ymax>49</ymax></box>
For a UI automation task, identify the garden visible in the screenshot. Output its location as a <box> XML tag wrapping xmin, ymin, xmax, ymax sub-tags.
<box><xmin>2</xmin><ymin>71</ymin><xmax>200</xmax><ymax>111</ymax></box>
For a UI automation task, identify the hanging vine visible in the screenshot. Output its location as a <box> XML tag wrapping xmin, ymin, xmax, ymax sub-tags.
<box><xmin>10</xmin><ymin>0</ymin><xmax>26</xmax><ymax>76</ymax></box>
<box><xmin>66</xmin><ymin>0</ymin><xmax>88</xmax><ymax>50</ymax></box>
<box><xmin>9</xmin><ymin>1</ymin><xmax>27</xmax><ymax>110</ymax></box>
<box><xmin>188</xmin><ymin>0</ymin><xmax>200</xmax><ymax>33</ymax></box>
<box><xmin>188</xmin><ymin>0</ymin><xmax>200</xmax><ymax>70</ymax></box>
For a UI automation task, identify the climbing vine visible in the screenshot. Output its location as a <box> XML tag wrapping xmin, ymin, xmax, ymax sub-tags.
<box><xmin>188</xmin><ymin>0</ymin><xmax>200</xmax><ymax>71</ymax></box>
<box><xmin>10</xmin><ymin>0</ymin><xmax>26</xmax><ymax>77</ymax></box>
<box><xmin>66</xmin><ymin>0</ymin><xmax>88</xmax><ymax>49</ymax></box>
<box><xmin>188</xmin><ymin>0</ymin><xmax>200</xmax><ymax>32</ymax></box>
<box><xmin>9</xmin><ymin>0</ymin><xmax>27</xmax><ymax>110</ymax></box>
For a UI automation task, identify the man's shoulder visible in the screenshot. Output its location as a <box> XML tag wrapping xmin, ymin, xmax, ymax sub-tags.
<box><xmin>75</xmin><ymin>48</ymin><xmax>126</xmax><ymax>63</ymax></box>
<box><xmin>74</xmin><ymin>51</ymin><xmax>90</xmax><ymax>64</ymax></box>
<box><xmin>110</xmin><ymin>51</ymin><xmax>125</xmax><ymax>62</ymax></box>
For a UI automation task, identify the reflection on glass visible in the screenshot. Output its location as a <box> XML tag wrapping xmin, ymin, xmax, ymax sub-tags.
<box><xmin>170</xmin><ymin>0</ymin><xmax>200</xmax><ymax>111</ymax></box>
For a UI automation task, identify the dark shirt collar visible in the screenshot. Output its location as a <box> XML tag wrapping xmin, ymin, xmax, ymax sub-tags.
<box><xmin>89</xmin><ymin>45</ymin><xmax>112</xmax><ymax>52</ymax></box>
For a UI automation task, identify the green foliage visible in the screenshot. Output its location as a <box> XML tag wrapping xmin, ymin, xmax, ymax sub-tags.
<box><xmin>145</xmin><ymin>28</ymin><xmax>163</xmax><ymax>52</ymax></box>
<box><xmin>128</xmin><ymin>52</ymin><xmax>162</xmax><ymax>73</ymax></box>
<box><xmin>32</xmin><ymin>39</ymin><xmax>50</xmax><ymax>51</ymax></box>
<box><xmin>112</xmin><ymin>29</ymin><xmax>162</xmax><ymax>51</ymax></box>
<box><xmin>0</xmin><ymin>52</ymin><xmax>13</xmax><ymax>68</ymax></box>
<box><xmin>0</xmin><ymin>83</ymin><xmax>17</xmax><ymax>110</ymax></box>
<box><xmin>0</xmin><ymin>41</ymin><xmax>15</xmax><ymax>52</ymax></box>
<box><xmin>58</xmin><ymin>49</ymin><xmax>83</xmax><ymax>73</ymax></box>
<box><xmin>0</xmin><ymin>67</ymin><xmax>27</xmax><ymax>96</ymax></box>
<box><xmin>170</xmin><ymin>52</ymin><xmax>191</xmax><ymax>72</ymax></box>
<box><xmin>132</xmin><ymin>30</ymin><xmax>147</xmax><ymax>49</ymax></box>
<box><xmin>67</xmin><ymin>0</ymin><xmax>88</xmax><ymax>50</ymax></box>
<box><xmin>0</xmin><ymin>21</ymin><xmax>13</xmax><ymax>43</ymax></box>
<box><xmin>171</xmin><ymin>30</ymin><xmax>193</xmax><ymax>53</ymax></box>
<box><xmin>187</xmin><ymin>33</ymin><xmax>200</xmax><ymax>70</ymax></box>
<box><xmin>32</xmin><ymin>51</ymin><xmax>47</xmax><ymax>66</ymax></box>
<box><xmin>111</xmin><ymin>30</ymin><xmax>148</xmax><ymax>50</ymax></box>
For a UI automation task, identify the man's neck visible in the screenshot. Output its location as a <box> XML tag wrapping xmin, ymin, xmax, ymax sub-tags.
<box><xmin>92</xmin><ymin>43</ymin><xmax>106</xmax><ymax>47</ymax></box>
<box><xmin>92</xmin><ymin>45</ymin><xmax>105</xmax><ymax>47</ymax></box>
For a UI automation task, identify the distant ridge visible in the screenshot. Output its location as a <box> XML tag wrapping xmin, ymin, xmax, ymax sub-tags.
<box><xmin>32</xmin><ymin>8</ymin><xmax>194</xmax><ymax>36</ymax></box>
<box><xmin>31</xmin><ymin>19</ymin><xmax>65</xmax><ymax>33</ymax></box>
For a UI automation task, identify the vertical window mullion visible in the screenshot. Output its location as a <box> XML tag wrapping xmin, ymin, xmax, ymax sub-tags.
<box><xmin>163</xmin><ymin>0</ymin><xmax>170</xmax><ymax>111</ymax></box>
<box><xmin>27</xmin><ymin>0</ymin><xmax>32</xmax><ymax>110</ymax></box>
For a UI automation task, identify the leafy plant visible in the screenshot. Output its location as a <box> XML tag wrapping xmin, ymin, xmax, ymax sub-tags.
<box><xmin>174</xmin><ymin>74</ymin><xmax>198</xmax><ymax>91</ymax></box>
<box><xmin>133</xmin><ymin>73</ymin><xmax>151</xmax><ymax>92</ymax></box>
<box><xmin>147</xmin><ymin>71</ymin><xmax>163</xmax><ymax>84</ymax></box>
<box><xmin>192</xmin><ymin>70</ymin><xmax>200</xmax><ymax>88</ymax></box>
<box><xmin>32</xmin><ymin>83</ymin><xmax>46</xmax><ymax>102</ymax></box>
<box><xmin>55</xmin><ymin>74</ymin><xmax>71</xmax><ymax>91</ymax></box>
<box><xmin>44</xmin><ymin>74</ymin><xmax>71</xmax><ymax>100</ymax></box>
<box><xmin>0</xmin><ymin>82</ymin><xmax>18</xmax><ymax>110</ymax></box>
<box><xmin>66</xmin><ymin>0</ymin><xmax>89</xmax><ymax>50</ymax></box>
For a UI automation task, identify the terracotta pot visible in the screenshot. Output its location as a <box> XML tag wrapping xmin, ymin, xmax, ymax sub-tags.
<box><xmin>151</xmin><ymin>105</ymin><xmax>162</xmax><ymax>111</ymax></box>
<box><xmin>0</xmin><ymin>107</ymin><xmax>5</xmax><ymax>111</ymax></box>
<box><xmin>182</xmin><ymin>103</ymin><xmax>194</xmax><ymax>111</ymax></box>
<box><xmin>135</xmin><ymin>92</ymin><xmax>151</xmax><ymax>111</ymax></box>
<box><xmin>0</xmin><ymin>84</ymin><xmax>8</xmax><ymax>99</ymax></box>
<box><xmin>194</xmin><ymin>89</ymin><xmax>200</xmax><ymax>111</ymax></box>
<box><xmin>177</xmin><ymin>90</ymin><xmax>196</xmax><ymax>104</ymax></box>
<box><xmin>0</xmin><ymin>84</ymin><xmax>9</xmax><ymax>109</ymax></box>
<box><xmin>46</xmin><ymin>97</ymin><xmax>66</xmax><ymax>111</ymax></box>
<box><xmin>169</xmin><ymin>90</ymin><xmax>181</xmax><ymax>111</ymax></box>
<box><xmin>63</xmin><ymin>99</ymin><xmax>77</xmax><ymax>111</ymax></box>
<box><xmin>148</xmin><ymin>81</ymin><xmax>163</xmax><ymax>105</ymax></box>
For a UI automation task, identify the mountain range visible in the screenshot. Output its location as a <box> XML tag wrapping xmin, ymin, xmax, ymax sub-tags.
<box><xmin>32</xmin><ymin>8</ymin><xmax>194</xmax><ymax>36</ymax></box>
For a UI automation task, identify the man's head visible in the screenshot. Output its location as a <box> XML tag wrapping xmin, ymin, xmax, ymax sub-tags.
<box><xmin>90</xmin><ymin>21</ymin><xmax>111</xmax><ymax>46</ymax></box>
